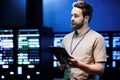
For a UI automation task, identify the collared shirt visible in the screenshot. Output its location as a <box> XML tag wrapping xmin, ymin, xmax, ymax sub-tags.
<box><xmin>61</xmin><ymin>29</ymin><xmax>107</xmax><ymax>80</ymax></box>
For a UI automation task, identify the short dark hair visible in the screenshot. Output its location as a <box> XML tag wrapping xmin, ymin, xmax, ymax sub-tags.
<box><xmin>73</xmin><ymin>1</ymin><xmax>93</xmax><ymax>22</ymax></box>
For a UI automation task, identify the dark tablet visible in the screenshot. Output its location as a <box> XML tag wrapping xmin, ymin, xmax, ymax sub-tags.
<box><xmin>49</xmin><ymin>46</ymin><xmax>71</xmax><ymax>64</ymax></box>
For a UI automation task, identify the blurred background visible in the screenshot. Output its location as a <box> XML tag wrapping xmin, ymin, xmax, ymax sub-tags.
<box><xmin>0</xmin><ymin>0</ymin><xmax>120</xmax><ymax>80</ymax></box>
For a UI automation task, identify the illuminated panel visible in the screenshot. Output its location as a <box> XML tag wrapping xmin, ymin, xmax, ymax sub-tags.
<box><xmin>53</xmin><ymin>33</ymin><xmax>66</xmax><ymax>67</ymax></box>
<box><xmin>112</xmin><ymin>32</ymin><xmax>120</xmax><ymax>69</ymax></box>
<box><xmin>53</xmin><ymin>33</ymin><xmax>66</xmax><ymax>47</ymax></box>
<box><xmin>100</xmin><ymin>32</ymin><xmax>110</xmax><ymax>48</ymax></box>
<box><xmin>17</xmin><ymin>29</ymin><xmax>40</xmax><ymax>65</ymax></box>
<box><xmin>112</xmin><ymin>51</ymin><xmax>120</xmax><ymax>68</ymax></box>
<box><xmin>0</xmin><ymin>30</ymin><xmax>14</xmax><ymax>65</ymax></box>
<box><xmin>113</xmin><ymin>33</ymin><xmax>120</xmax><ymax>48</ymax></box>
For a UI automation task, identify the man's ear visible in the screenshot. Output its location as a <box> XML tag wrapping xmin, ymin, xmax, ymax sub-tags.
<box><xmin>84</xmin><ymin>15</ymin><xmax>89</xmax><ymax>23</ymax></box>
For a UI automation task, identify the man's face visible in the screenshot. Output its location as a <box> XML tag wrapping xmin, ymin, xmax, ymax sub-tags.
<box><xmin>71</xmin><ymin>7</ymin><xmax>85</xmax><ymax>30</ymax></box>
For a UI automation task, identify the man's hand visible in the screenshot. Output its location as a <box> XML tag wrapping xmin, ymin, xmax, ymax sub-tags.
<box><xmin>68</xmin><ymin>57</ymin><xmax>105</xmax><ymax>75</ymax></box>
<box><xmin>68</xmin><ymin>57</ymin><xmax>80</xmax><ymax>68</ymax></box>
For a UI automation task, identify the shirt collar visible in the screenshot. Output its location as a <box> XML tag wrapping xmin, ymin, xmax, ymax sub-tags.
<box><xmin>75</xmin><ymin>27</ymin><xmax>90</xmax><ymax>38</ymax></box>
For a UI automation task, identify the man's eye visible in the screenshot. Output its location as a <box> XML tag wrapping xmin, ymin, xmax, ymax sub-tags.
<box><xmin>74</xmin><ymin>15</ymin><xmax>78</xmax><ymax>18</ymax></box>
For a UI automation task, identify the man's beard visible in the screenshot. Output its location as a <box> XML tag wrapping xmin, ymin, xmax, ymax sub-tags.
<box><xmin>71</xmin><ymin>20</ymin><xmax>84</xmax><ymax>30</ymax></box>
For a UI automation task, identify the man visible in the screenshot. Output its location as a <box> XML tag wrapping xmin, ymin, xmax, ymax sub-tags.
<box><xmin>58</xmin><ymin>1</ymin><xmax>107</xmax><ymax>80</ymax></box>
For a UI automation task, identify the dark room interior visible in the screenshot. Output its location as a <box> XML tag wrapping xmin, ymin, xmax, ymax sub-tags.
<box><xmin>0</xmin><ymin>0</ymin><xmax>120</xmax><ymax>80</ymax></box>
